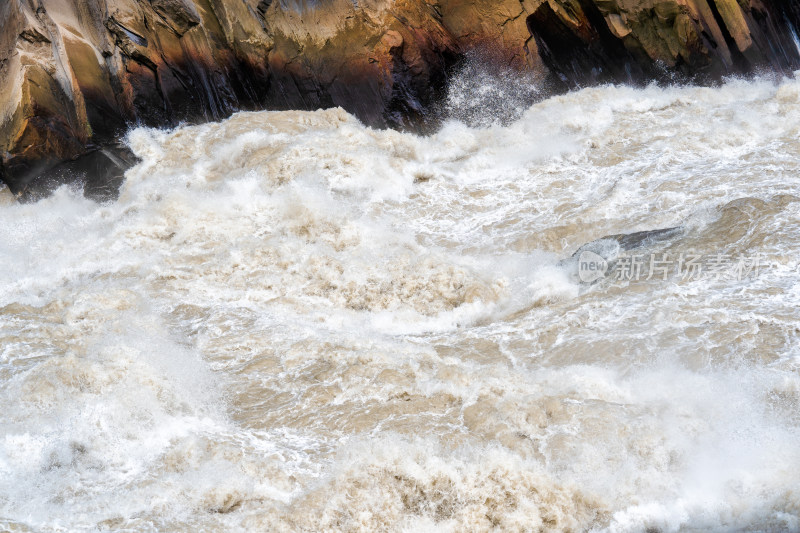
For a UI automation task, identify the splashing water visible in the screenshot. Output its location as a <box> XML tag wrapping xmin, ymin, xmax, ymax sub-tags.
<box><xmin>440</xmin><ymin>53</ymin><xmax>548</xmax><ymax>127</ymax></box>
<box><xmin>2</xmin><ymin>75</ymin><xmax>800</xmax><ymax>532</ymax></box>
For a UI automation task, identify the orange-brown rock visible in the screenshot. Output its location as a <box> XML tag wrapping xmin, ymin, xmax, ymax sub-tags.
<box><xmin>1</xmin><ymin>0</ymin><xmax>546</xmax><ymax>197</ymax></box>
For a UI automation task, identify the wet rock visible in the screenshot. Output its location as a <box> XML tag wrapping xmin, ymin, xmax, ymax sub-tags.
<box><xmin>10</xmin><ymin>142</ymin><xmax>138</xmax><ymax>203</ymax></box>
<box><xmin>564</xmin><ymin>226</ymin><xmax>683</xmax><ymax>284</ymax></box>
<box><xmin>527</xmin><ymin>0</ymin><xmax>800</xmax><ymax>88</ymax></box>
<box><xmin>0</xmin><ymin>0</ymin><xmax>543</xmax><ymax>197</ymax></box>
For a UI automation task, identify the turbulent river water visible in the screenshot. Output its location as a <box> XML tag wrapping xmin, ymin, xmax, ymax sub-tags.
<box><xmin>2</xmin><ymin>75</ymin><xmax>800</xmax><ymax>532</ymax></box>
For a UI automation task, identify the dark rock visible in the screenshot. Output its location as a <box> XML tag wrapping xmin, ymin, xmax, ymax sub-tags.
<box><xmin>7</xmin><ymin>142</ymin><xmax>138</xmax><ymax>202</ymax></box>
<box><xmin>527</xmin><ymin>0</ymin><xmax>800</xmax><ymax>88</ymax></box>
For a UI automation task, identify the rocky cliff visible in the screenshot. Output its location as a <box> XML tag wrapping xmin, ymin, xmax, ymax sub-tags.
<box><xmin>1</xmin><ymin>0</ymin><xmax>799</xmax><ymax>199</ymax></box>
<box><xmin>528</xmin><ymin>1</ymin><xmax>800</xmax><ymax>87</ymax></box>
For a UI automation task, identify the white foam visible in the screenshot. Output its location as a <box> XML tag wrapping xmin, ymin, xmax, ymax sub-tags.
<box><xmin>2</xmin><ymin>76</ymin><xmax>800</xmax><ymax>530</ymax></box>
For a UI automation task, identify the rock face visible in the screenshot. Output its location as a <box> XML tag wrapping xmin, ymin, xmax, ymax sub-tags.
<box><xmin>0</xmin><ymin>0</ymin><xmax>541</xmax><ymax>197</ymax></box>
<box><xmin>528</xmin><ymin>0</ymin><xmax>800</xmax><ymax>87</ymax></box>
<box><xmin>1</xmin><ymin>0</ymin><xmax>799</xmax><ymax>198</ymax></box>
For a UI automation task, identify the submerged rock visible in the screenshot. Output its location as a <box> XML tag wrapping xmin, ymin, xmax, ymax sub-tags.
<box><xmin>565</xmin><ymin>226</ymin><xmax>683</xmax><ymax>284</ymax></box>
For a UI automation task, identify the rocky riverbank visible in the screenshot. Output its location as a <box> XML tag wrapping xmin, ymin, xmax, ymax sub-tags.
<box><xmin>1</xmin><ymin>0</ymin><xmax>799</xmax><ymax>198</ymax></box>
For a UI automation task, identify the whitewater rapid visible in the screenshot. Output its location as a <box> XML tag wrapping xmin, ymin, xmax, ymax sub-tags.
<box><xmin>2</xmin><ymin>75</ymin><xmax>800</xmax><ymax>532</ymax></box>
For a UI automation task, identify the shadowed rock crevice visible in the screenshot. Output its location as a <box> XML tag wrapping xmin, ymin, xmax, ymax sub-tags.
<box><xmin>705</xmin><ymin>0</ymin><xmax>750</xmax><ymax>71</ymax></box>
<box><xmin>526</xmin><ymin>0</ymin><xmax>800</xmax><ymax>88</ymax></box>
<box><xmin>526</xmin><ymin>0</ymin><xmax>657</xmax><ymax>88</ymax></box>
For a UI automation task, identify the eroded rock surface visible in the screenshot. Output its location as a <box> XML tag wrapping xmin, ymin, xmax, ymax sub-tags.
<box><xmin>0</xmin><ymin>0</ymin><xmax>541</xmax><ymax>197</ymax></box>
<box><xmin>528</xmin><ymin>0</ymin><xmax>800</xmax><ymax>87</ymax></box>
